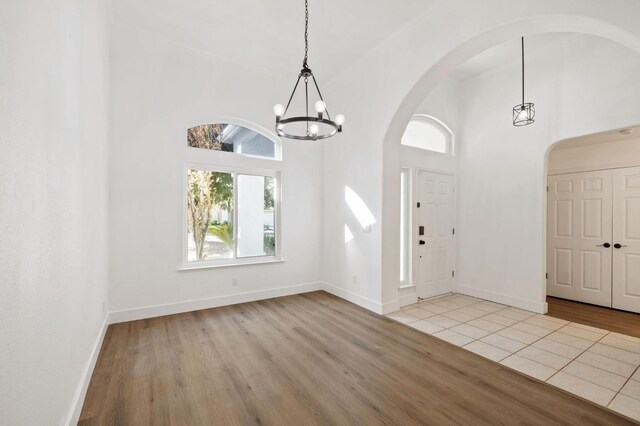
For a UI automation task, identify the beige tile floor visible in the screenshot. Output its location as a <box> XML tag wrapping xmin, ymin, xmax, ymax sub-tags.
<box><xmin>387</xmin><ymin>293</ymin><xmax>640</xmax><ymax>422</ymax></box>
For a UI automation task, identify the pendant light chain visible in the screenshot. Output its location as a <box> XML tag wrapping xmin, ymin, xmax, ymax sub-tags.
<box><xmin>303</xmin><ymin>0</ymin><xmax>309</xmax><ymax>68</ymax></box>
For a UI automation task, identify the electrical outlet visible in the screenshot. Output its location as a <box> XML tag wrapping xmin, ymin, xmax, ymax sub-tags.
<box><xmin>232</xmin><ymin>277</ymin><xmax>238</xmax><ymax>287</ymax></box>
<box><xmin>352</xmin><ymin>274</ymin><xmax>357</xmax><ymax>284</ymax></box>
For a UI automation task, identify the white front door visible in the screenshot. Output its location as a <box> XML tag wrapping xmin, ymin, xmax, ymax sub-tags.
<box><xmin>547</xmin><ymin>171</ymin><xmax>613</xmax><ymax>307</ymax></box>
<box><xmin>417</xmin><ymin>171</ymin><xmax>454</xmax><ymax>299</ymax></box>
<box><xmin>612</xmin><ymin>166</ymin><xmax>640</xmax><ymax>313</ymax></box>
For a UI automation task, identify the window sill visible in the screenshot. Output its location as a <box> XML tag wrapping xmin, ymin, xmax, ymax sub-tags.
<box><xmin>398</xmin><ymin>283</ymin><xmax>415</xmax><ymax>290</ymax></box>
<box><xmin>179</xmin><ymin>258</ymin><xmax>285</xmax><ymax>271</ymax></box>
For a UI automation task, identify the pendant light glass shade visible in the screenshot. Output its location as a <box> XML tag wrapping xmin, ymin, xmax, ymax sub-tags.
<box><xmin>513</xmin><ymin>37</ymin><xmax>535</xmax><ymax>126</ymax></box>
<box><xmin>513</xmin><ymin>103</ymin><xmax>535</xmax><ymax>126</ymax></box>
<box><xmin>273</xmin><ymin>0</ymin><xmax>344</xmax><ymax>141</ymax></box>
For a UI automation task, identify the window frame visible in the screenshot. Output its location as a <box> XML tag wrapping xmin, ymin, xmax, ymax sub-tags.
<box><xmin>399</xmin><ymin>167</ymin><xmax>412</xmax><ymax>285</ymax></box>
<box><xmin>401</xmin><ymin>114</ymin><xmax>455</xmax><ymax>155</ymax></box>
<box><xmin>181</xmin><ymin>118</ymin><xmax>283</xmax><ymax>270</ymax></box>
<box><xmin>182</xmin><ymin>163</ymin><xmax>282</xmax><ymax>269</ymax></box>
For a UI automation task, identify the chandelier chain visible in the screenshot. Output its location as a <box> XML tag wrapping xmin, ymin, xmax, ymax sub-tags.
<box><xmin>303</xmin><ymin>0</ymin><xmax>309</xmax><ymax>67</ymax></box>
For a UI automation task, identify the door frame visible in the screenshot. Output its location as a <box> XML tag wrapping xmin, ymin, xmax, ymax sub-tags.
<box><xmin>544</xmin><ymin>134</ymin><xmax>640</xmax><ymax>312</ymax></box>
<box><xmin>412</xmin><ymin>168</ymin><xmax>457</xmax><ymax>298</ymax></box>
<box><xmin>546</xmin><ymin>170</ymin><xmax>614</xmax><ymax>307</ymax></box>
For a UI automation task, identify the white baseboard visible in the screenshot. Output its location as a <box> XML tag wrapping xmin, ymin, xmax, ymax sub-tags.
<box><xmin>456</xmin><ymin>285</ymin><xmax>547</xmax><ymax>313</ymax></box>
<box><xmin>320</xmin><ymin>282</ymin><xmax>386</xmax><ymax>314</ymax></box>
<box><xmin>108</xmin><ymin>282</ymin><xmax>324</xmax><ymax>324</ymax></box>
<box><xmin>398</xmin><ymin>292</ymin><xmax>418</xmax><ymax>308</ymax></box>
<box><xmin>380</xmin><ymin>299</ymin><xmax>400</xmax><ymax>315</ymax></box>
<box><xmin>65</xmin><ymin>316</ymin><xmax>109</xmax><ymax>426</ymax></box>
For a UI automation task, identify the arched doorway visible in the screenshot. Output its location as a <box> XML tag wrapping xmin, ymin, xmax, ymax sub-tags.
<box><xmin>382</xmin><ymin>24</ymin><xmax>640</xmax><ymax>313</ymax></box>
<box><xmin>545</xmin><ymin>125</ymin><xmax>640</xmax><ymax>314</ymax></box>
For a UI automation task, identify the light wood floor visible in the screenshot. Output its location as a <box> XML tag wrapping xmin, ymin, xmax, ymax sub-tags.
<box><xmin>80</xmin><ymin>291</ymin><xmax>635</xmax><ymax>425</ymax></box>
<box><xmin>547</xmin><ymin>296</ymin><xmax>640</xmax><ymax>338</ymax></box>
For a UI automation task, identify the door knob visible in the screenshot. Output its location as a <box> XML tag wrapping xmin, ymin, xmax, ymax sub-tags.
<box><xmin>596</xmin><ymin>243</ymin><xmax>611</xmax><ymax>248</ymax></box>
<box><xmin>419</xmin><ymin>240</ymin><xmax>426</xmax><ymax>245</ymax></box>
<box><xmin>614</xmin><ymin>243</ymin><xmax>628</xmax><ymax>249</ymax></box>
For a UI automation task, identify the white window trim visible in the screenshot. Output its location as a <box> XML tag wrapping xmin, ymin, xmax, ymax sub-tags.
<box><xmin>181</xmin><ymin>160</ymin><xmax>282</xmax><ymax>270</ymax></box>
<box><xmin>399</xmin><ymin>167</ymin><xmax>412</xmax><ymax>285</ymax></box>
<box><xmin>402</xmin><ymin>114</ymin><xmax>455</xmax><ymax>155</ymax></box>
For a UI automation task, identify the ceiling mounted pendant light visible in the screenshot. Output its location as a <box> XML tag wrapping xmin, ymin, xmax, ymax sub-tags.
<box><xmin>273</xmin><ymin>0</ymin><xmax>344</xmax><ymax>140</ymax></box>
<box><xmin>513</xmin><ymin>37</ymin><xmax>535</xmax><ymax>126</ymax></box>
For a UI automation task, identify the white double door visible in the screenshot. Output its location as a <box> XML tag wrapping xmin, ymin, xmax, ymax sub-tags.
<box><xmin>416</xmin><ymin>171</ymin><xmax>454</xmax><ymax>299</ymax></box>
<box><xmin>547</xmin><ymin>166</ymin><xmax>640</xmax><ymax>313</ymax></box>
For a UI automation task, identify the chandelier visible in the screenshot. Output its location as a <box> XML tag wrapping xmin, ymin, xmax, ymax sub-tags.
<box><xmin>273</xmin><ymin>0</ymin><xmax>344</xmax><ymax>140</ymax></box>
<box><xmin>513</xmin><ymin>37</ymin><xmax>535</xmax><ymax>126</ymax></box>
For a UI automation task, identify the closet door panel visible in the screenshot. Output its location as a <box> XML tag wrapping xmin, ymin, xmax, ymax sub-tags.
<box><xmin>547</xmin><ymin>171</ymin><xmax>612</xmax><ymax>306</ymax></box>
<box><xmin>612</xmin><ymin>166</ymin><xmax>640</xmax><ymax>313</ymax></box>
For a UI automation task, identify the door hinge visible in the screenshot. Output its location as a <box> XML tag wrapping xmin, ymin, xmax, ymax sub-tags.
<box><xmin>452</xmin><ymin>227</ymin><xmax>455</xmax><ymax>235</ymax></box>
<box><xmin>546</xmin><ymin>186</ymin><xmax>549</xmax><ymax>192</ymax></box>
<box><xmin>417</xmin><ymin>202</ymin><xmax>421</xmax><ymax>208</ymax></box>
<box><xmin>452</xmin><ymin>270</ymin><xmax>455</xmax><ymax>277</ymax></box>
<box><xmin>545</xmin><ymin>273</ymin><xmax>548</xmax><ymax>279</ymax></box>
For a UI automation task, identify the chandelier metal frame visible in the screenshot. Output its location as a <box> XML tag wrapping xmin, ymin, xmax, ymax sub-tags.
<box><xmin>274</xmin><ymin>0</ymin><xmax>344</xmax><ymax>141</ymax></box>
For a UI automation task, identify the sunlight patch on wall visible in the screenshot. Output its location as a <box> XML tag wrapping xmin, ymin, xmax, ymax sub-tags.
<box><xmin>344</xmin><ymin>225</ymin><xmax>354</xmax><ymax>243</ymax></box>
<box><xmin>345</xmin><ymin>186</ymin><xmax>376</xmax><ymax>230</ymax></box>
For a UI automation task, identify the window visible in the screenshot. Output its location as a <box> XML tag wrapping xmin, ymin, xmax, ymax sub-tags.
<box><xmin>401</xmin><ymin>115</ymin><xmax>454</xmax><ymax>154</ymax></box>
<box><xmin>184</xmin><ymin>122</ymin><xmax>280</xmax><ymax>268</ymax></box>
<box><xmin>188</xmin><ymin>123</ymin><xmax>278</xmax><ymax>159</ymax></box>
<box><xmin>186</xmin><ymin>168</ymin><xmax>278</xmax><ymax>265</ymax></box>
<box><xmin>399</xmin><ymin>168</ymin><xmax>411</xmax><ymax>283</ymax></box>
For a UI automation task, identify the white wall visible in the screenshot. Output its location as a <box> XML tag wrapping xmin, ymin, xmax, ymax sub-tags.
<box><xmin>454</xmin><ymin>34</ymin><xmax>640</xmax><ymax>311</ymax></box>
<box><xmin>0</xmin><ymin>1</ymin><xmax>110</xmax><ymax>424</ymax></box>
<box><xmin>549</xmin><ymin>137</ymin><xmax>640</xmax><ymax>175</ymax></box>
<box><xmin>109</xmin><ymin>25</ymin><xmax>323</xmax><ymax>319</ymax></box>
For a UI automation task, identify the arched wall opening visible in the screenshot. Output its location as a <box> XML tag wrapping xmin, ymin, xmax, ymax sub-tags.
<box><xmin>381</xmin><ymin>17</ymin><xmax>640</xmax><ymax>313</ymax></box>
<box><xmin>543</xmin><ymin>125</ymin><xmax>640</xmax><ymax>313</ymax></box>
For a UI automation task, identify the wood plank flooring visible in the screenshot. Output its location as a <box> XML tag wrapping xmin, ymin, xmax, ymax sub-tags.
<box><xmin>80</xmin><ymin>291</ymin><xmax>635</xmax><ymax>425</ymax></box>
<box><xmin>546</xmin><ymin>296</ymin><xmax>640</xmax><ymax>338</ymax></box>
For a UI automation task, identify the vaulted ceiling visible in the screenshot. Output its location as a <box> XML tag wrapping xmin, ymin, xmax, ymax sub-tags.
<box><xmin>113</xmin><ymin>0</ymin><xmax>440</xmax><ymax>80</ymax></box>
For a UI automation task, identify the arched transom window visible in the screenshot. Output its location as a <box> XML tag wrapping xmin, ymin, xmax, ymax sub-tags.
<box><xmin>401</xmin><ymin>115</ymin><xmax>454</xmax><ymax>155</ymax></box>
<box><xmin>187</xmin><ymin>123</ymin><xmax>279</xmax><ymax>159</ymax></box>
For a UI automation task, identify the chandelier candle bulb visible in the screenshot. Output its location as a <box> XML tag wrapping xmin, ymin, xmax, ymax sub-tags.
<box><xmin>273</xmin><ymin>104</ymin><xmax>285</xmax><ymax>117</ymax></box>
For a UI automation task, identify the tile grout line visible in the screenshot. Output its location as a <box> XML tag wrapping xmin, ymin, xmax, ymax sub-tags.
<box><xmin>607</xmin><ymin>363</ymin><xmax>640</xmax><ymax>407</ymax></box>
<box><xmin>420</xmin><ymin>298</ymin><xmax>513</xmax><ymax>346</ymax></box>
<box><xmin>543</xmin><ymin>330</ymin><xmax>609</xmax><ymax>389</ymax></box>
